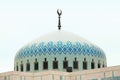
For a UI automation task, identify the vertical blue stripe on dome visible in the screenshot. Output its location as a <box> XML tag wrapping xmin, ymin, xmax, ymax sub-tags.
<box><xmin>48</xmin><ymin>47</ymin><xmax>52</xmax><ymax>55</ymax></box>
<box><xmin>66</xmin><ymin>41</ymin><xmax>72</xmax><ymax>47</ymax></box>
<box><xmin>47</xmin><ymin>41</ymin><xmax>53</xmax><ymax>55</ymax></box>
<box><xmin>73</xmin><ymin>45</ymin><xmax>77</xmax><ymax>55</ymax></box>
<box><xmin>57</xmin><ymin>41</ymin><xmax>63</xmax><ymax>54</ymax></box>
<box><xmin>63</xmin><ymin>45</ymin><xmax>67</xmax><ymax>54</ymax></box>
<box><xmin>58</xmin><ymin>47</ymin><xmax>62</xmax><ymax>54</ymax></box>
<box><xmin>57</xmin><ymin>41</ymin><xmax>63</xmax><ymax>46</ymax></box>
<box><xmin>17</xmin><ymin>41</ymin><xmax>105</xmax><ymax>59</ymax></box>
<box><xmin>47</xmin><ymin>41</ymin><xmax>54</xmax><ymax>47</ymax></box>
<box><xmin>31</xmin><ymin>44</ymin><xmax>37</xmax><ymax>56</ymax></box>
<box><xmin>38</xmin><ymin>43</ymin><xmax>43</xmax><ymax>56</ymax></box>
<box><xmin>77</xmin><ymin>47</ymin><xmax>81</xmax><ymax>54</ymax></box>
<box><xmin>67</xmin><ymin>41</ymin><xmax>73</xmax><ymax>54</ymax></box>
<box><xmin>75</xmin><ymin>42</ymin><xmax>81</xmax><ymax>47</ymax></box>
<box><xmin>42</xmin><ymin>46</ymin><xmax>48</xmax><ymax>55</ymax></box>
<box><xmin>68</xmin><ymin>47</ymin><xmax>72</xmax><ymax>54</ymax></box>
<box><xmin>52</xmin><ymin>45</ymin><xmax>57</xmax><ymax>55</ymax></box>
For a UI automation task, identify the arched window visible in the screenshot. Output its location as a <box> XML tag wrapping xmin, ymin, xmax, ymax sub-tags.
<box><xmin>34</xmin><ymin>58</ymin><xmax>39</xmax><ymax>70</ymax></box>
<box><xmin>103</xmin><ymin>62</ymin><xmax>105</xmax><ymax>68</ymax></box>
<box><xmin>16</xmin><ymin>65</ymin><xmax>18</xmax><ymax>71</ymax></box>
<box><xmin>98</xmin><ymin>60</ymin><xmax>101</xmax><ymax>68</ymax></box>
<box><xmin>73</xmin><ymin>57</ymin><xmax>78</xmax><ymax>69</ymax></box>
<box><xmin>20</xmin><ymin>61</ymin><xmax>23</xmax><ymax>71</ymax></box>
<box><xmin>103</xmin><ymin>64</ymin><xmax>105</xmax><ymax>68</ymax></box>
<box><xmin>63</xmin><ymin>57</ymin><xmax>68</xmax><ymax>69</ymax></box>
<box><xmin>83</xmin><ymin>58</ymin><xmax>87</xmax><ymax>70</ymax></box>
<box><xmin>53</xmin><ymin>57</ymin><xmax>58</xmax><ymax>69</ymax></box>
<box><xmin>91</xmin><ymin>59</ymin><xmax>95</xmax><ymax>69</ymax></box>
<box><xmin>26</xmin><ymin>60</ymin><xmax>30</xmax><ymax>71</ymax></box>
<box><xmin>14</xmin><ymin>67</ymin><xmax>15</xmax><ymax>71</ymax></box>
<box><xmin>43</xmin><ymin>58</ymin><xmax>48</xmax><ymax>69</ymax></box>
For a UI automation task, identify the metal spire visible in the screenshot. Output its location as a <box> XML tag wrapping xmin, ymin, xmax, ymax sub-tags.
<box><xmin>57</xmin><ymin>9</ymin><xmax>62</xmax><ymax>30</ymax></box>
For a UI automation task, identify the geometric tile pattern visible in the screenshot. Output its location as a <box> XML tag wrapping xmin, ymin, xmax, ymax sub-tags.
<box><xmin>16</xmin><ymin>41</ymin><xmax>106</xmax><ymax>59</ymax></box>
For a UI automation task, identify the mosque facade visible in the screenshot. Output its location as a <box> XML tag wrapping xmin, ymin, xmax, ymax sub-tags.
<box><xmin>0</xmin><ymin>10</ymin><xmax>120</xmax><ymax>80</ymax></box>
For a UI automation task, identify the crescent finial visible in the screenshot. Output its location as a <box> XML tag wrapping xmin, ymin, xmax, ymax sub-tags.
<box><xmin>57</xmin><ymin>9</ymin><xmax>62</xmax><ymax>30</ymax></box>
<box><xmin>57</xmin><ymin>9</ymin><xmax>62</xmax><ymax>16</ymax></box>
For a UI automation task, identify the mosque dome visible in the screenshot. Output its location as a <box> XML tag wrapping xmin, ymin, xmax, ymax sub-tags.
<box><xmin>14</xmin><ymin>30</ymin><xmax>107</xmax><ymax>72</ymax></box>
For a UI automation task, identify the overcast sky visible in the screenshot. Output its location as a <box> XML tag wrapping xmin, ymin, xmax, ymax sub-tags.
<box><xmin>0</xmin><ymin>0</ymin><xmax>120</xmax><ymax>73</ymax></box>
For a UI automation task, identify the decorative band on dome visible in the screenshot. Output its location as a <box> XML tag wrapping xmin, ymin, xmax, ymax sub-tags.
<box><xmin>16</xmin><ymin>41</ymin><xmax>105</xmax><ymax>59</ymax></box>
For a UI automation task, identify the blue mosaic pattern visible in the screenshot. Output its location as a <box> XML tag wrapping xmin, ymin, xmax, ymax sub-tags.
<box><xmin>16</xmin><ymin>41</ymin><xmax>106</xmax><ymax>59</ymax></box>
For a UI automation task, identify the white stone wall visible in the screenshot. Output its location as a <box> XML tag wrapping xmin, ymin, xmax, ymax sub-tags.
<box><xmin>0</xmin><ymin>65</ymin><xmax>120</xmax><ymax>80</ymax></box>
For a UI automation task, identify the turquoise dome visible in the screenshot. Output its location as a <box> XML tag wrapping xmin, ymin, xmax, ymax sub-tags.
<box><xmin>14</xmin><ymin>31</ymin><xmax>107</xmax><ymax>72</ymax></box>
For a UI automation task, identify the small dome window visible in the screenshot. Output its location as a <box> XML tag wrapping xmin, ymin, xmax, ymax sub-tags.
<box><xmin>73</xmin><ymin>57</ymin><xmax>78</xmax><ymax>69</ymax></box>
<box><xmin>63</xmin><ymin>57</ymin><xmax>68</xmax><ymax>69</ymax></box>
<box><xmin>34</xmin><ymin>58</ymin><xmax>39</xmax><ymax>70</ymax></box>
<box><xmin>53</xmin><ymin>57</ymin><xmax>58</xmax><ymax>69</ymax></box>
<box><xmin>103</xmin><ymin>62</ymin><xmax>105</xmax><ymax>68</ymax></box>
<box><xmin>98</xmin><ymin>60</ymin><xmax>101</xmax><ymax>68</ymax></box>
<box><xmin>20</xmin><ymin>61</ymin><xmax>23</xmax><ymax>71</ymax></box>
<box><xmin>26</xmin><ymin>60</ymin><xmax>30</xmax><ymax>71</ymax></box>
<box><xmin>16</xmin><ymin>63</ymin><xmax>19</xmax><ymax>71</ymax></box>
<box><xmin>43</xmin><ymin>58</ymin><xmax>48</xmax><ymax>70</ymax></box>
<box><xmin>83</xmin><ymin>58</ymin><xmax>87</xmax><ymax>70</ymax></box>
<box><xmin>91</xmin><ymin>59</ymin><xmax>95</xmax><ymax>69</ymax></box>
